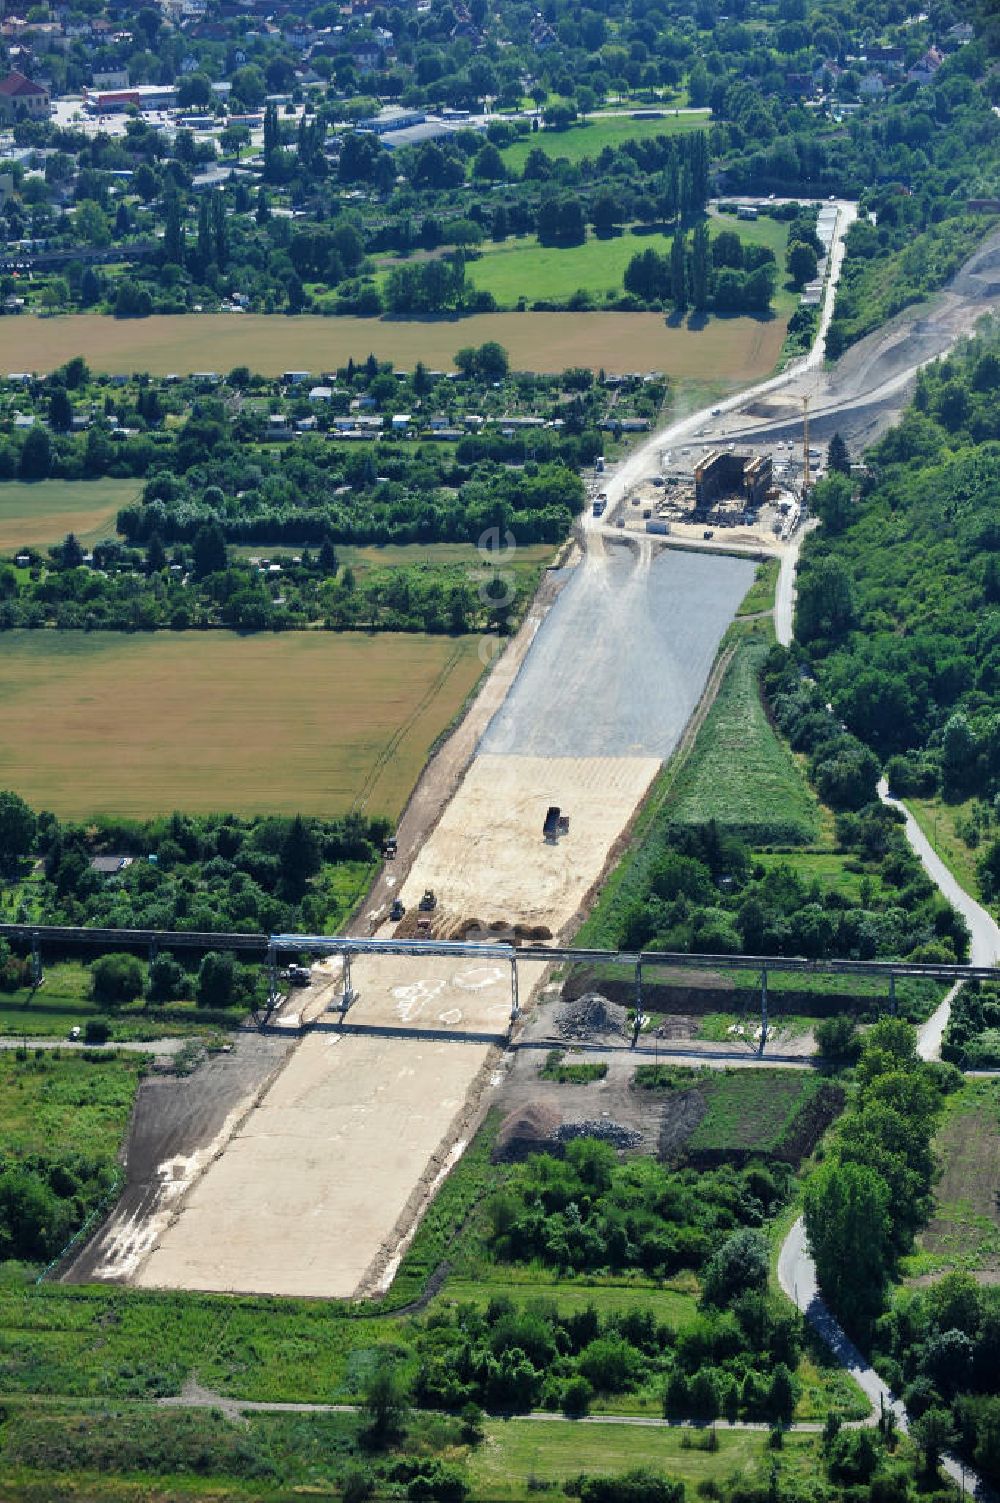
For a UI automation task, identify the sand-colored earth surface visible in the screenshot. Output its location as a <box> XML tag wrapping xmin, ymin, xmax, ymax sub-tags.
<box><xmin>400</xmin><ymin>754</ymin><xmax>660</xmax><ymax>934</ymax></box>
<box><xmin>0</xmin><ymin>311</ymin><xmax>787</xmax><ymax>380</ymax></box>
<box><xmin>136</xmin><ymin>1032</ymin><xmax>494</xmax><ymax>1298</ymax></box>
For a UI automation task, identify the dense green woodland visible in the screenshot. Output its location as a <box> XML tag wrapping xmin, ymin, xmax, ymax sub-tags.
<box><xmin>794</xmin><ymin>321</ymin><xmax>1000</xmax><ymax>850</ymax></box>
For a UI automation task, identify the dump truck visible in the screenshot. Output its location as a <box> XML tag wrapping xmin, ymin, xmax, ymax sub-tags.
<box><xmin>383</xmin><ymin>836</ymin><xmax>398</xmax><ymax>860</ymax></box>
<box><xmin>592</xmin><ymin>493</ymin><xmax>608</xmax><ymax>517</ymax></box>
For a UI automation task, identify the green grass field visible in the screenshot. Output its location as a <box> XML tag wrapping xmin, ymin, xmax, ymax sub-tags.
<box><xmin>466</xmin><ymin>215</ymin><xmax>794</xmax><ymax>312</ymax></box>
<box><xmin>0</xmin><ymin>479</ymin><xmax>139</xmax><ymax>552</ymax></box>
<box><xmin>500</xmin><ymin>111</ymin><xmax>711</xmax><ymax>172</ymax></box>
<box><xmin>471</xmin><ymin>1417</ymin><xmax>821</xmax><ymax>1500</ymax></box>
<box><xmin>0</xmin><ymin>959</ymin><xmax>246</xmax><ymax>1041</ymax></box>
<box><xmin>0</xmin><ymin>630</ymin><xmax>484</xmax><ymax>820</ymax></box>
<box><xmin>667</xmin><ymin>638</ymin><xmax>822</xmax><ymax>845</ymax></box>
<box><xmin>0</xmin><ymin>1047</ymin><xmax>144</xmax><ymax>1161</ymax></box>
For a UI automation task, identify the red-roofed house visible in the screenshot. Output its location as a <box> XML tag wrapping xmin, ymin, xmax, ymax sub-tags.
<box><xmin>0</xmin><ymin>70</ymin><xmax>49</xmax><ymax>120</ymax></box>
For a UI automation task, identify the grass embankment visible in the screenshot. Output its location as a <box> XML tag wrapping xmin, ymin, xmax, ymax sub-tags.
<box><xmin>666</xmin><ymin>638</ymin><xmax>822</xmax><ymax>846</ymax></box>
<box><xmin>0</xmin><ymin>630</ymin><xmax>484</xmax><ymax>819</ymax></box>
<box><xmin>0</xmin><ymin>478</ymin><xmax>140</xmax><ymax>552</ymax></box>
<box><xmin>735</xmin><ymin>557</ymin><xmax>780</xmax><ymax>617</ymax></box>
<box><xmin>903</xmin><ymin>1077</ymin><xmax>1000</xmax><ymax>1282</ymax></box>
<box><xmin>1</xmin><ymin>1047</ymin><xmax>143</xmax><ymax>1161</ymax></box>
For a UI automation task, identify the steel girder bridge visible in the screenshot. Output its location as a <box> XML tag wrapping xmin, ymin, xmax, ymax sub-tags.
<box><xmin>268</xmin><ymin>933</ymin><xmax>995</xmax><ymax>1048</ymax></box>
<box><xmin>2</xmin><ymin>922</ymin><xmax>992</xmax><ymax>1050</ymax></box>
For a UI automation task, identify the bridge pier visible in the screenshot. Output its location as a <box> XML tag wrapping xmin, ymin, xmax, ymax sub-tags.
<box><xmin>758</xmin><ymin>963</ymin><xmax>768</xmax><ymax>1055</ymax></box>
<box><xmin>31</xmin><ymin>931</ymin><xmax>42</xmax><ymax>989</ymax></box>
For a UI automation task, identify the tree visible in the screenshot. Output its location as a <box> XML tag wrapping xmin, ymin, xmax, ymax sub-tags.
<box><xmin>18</xmin><ymin>424</ymin><xmax>51</xmax><ymax>480</ymax></box>
<box><xmin>814</xmin><ymin>1014</ymin><xmax>861</xmax><ymax>1070</ymax></box>
<box><xmin>147</xmin><ymin>954</ymin><xmax>187</xmax><ymax>1003</ymax></box>
<box><xmin>795</xmin><ymin>556</ymin><xmax>854</xmax><ymax>641</ymax></box>
<box><xmin>91</xmin><ymin>953</ymin><xmax>144</xmax><ymax>1007</ymax></box>
<box><xmin>48</xmin><ymin>387</ymin><xmax>72</xmax><ymax>432</ymax></box>
<box><xmin>941</xmin><ymin>713</ymin><xmax>977</xmax><ymax>799</ymax></box>
<box><xmin>472</xmin><ymin>143</ymin><xmax>506</xmax><ymax>180</ymax></box>
<box><xmin>669</xmin><ymin>230</ymin><xmax>688</xmax><ymax>311</ymax></box>
<box><xmin>197</xmin><ymin>951</ymin><xmax>237</xmax><ymax>1008</ymax></box>
<box><xmin>363</xmin><ymin>1358</ymin><xmax>410</xmax><ymax>1445</ymax></box>
<box><xmin>0</xmin><ymin>790</ymin><xmax>36</xmax><ymax>873</ymax></box>
<box><xmin>690</xmin><ymin>220</ymin><xmax>711</xmax><ymax>311</ymax></box>
<box><xmin>702</xmin><ymin>1228</ymin><xmax>769</xmax><ymax>1305</ymax></box>
<box><xmin>281</xmin><ymin>815</ymin><xmax>320</xmax><ymax>899</ymax></box>
<box><xmin>59</xmin><ymin>532</ymin><xmax>84</xmax><ymax>568</ymax></box>
<box><xmin>804</xmin><ymin>1158</ymin><xmax>892</xmax><ymax>1332</ymax></box>
<box><xmin>827</xmin><ymin>431</ymin><xmax>850</xmax><ymax>474</ymax></box>
<box><xmin>812</xmin><ymin>472</ymin><xmax>853</xmax><ymax>535</ymax></box>
<box><xmin>787</xmin><ymin>240</ymin><xmax>818</xmax><ymax>290</ymax></box>
<box><xmin>911</xmin><ymin>1406</ymin><xmax>955</xmax><ymax>1474</ymax></box>
<box><xmin>192</xmin><ymin>522</ymin><xmax>228</xmax><ymax>579</ymax></box>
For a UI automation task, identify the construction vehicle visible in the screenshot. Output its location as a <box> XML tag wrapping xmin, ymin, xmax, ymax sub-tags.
<box><xmin>418</xmin><ymin>889</ymin><xmax>437</xmax><ymax>912</ymax></box>
<box><xmin>390</xmin><ymin>898</ymin><xmax>405</xmax><ymax>921</ymax></box>
<box><xmin>383</xmin><ymin>836</ymin><xmax>398</xmax><ymax>860</ymax></box>
<box><xmin>543</xmin><ymin>805</ymin><xmax>561</xmax><ymax>839</ymax></box>
<box><xmin>592</xmin><ymin>493</ymin><xmax>607</xmax><ymax>518</ymax></box>
<box><xmin>287</xmin><ymin>964</ymin><xmax>311</xmax><ymax>987</ymax></box>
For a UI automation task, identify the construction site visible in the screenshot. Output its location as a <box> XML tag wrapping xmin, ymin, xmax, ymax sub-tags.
<box><xmin>595</xmin><ymin>396</ymin><xmax>826</xmax><ymax>552</ymax></box>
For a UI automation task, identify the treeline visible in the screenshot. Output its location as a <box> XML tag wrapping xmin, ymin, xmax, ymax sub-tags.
<box><xmin>624</xmin><ymin>224</ymin><xmax>776</xmax><ymax>315</ymax></box>
<box><xmin>587</xmin><ymin>808</ymin><xmax>968</xmax><ymax>967</ymax></box>
<box><xmin>485</xmin><ymin>1135</ymin><xmax>791</xmax><ymax>1279</ymax></box>
<box><xmin>0</xmin><ymin>534</ymin><xmax>522</xmax><ymax>637</ymax></box>
<box><xmin>0</xmin><ymin>793</ymin><xmax>387</xmax><ymax>939</ymax></box>
<box><xmin>874</xmin><ymin>1272</ymin><xmax>1000</xmax><ymax>1488</ymax></box>
<box><xmin>115</xmin><ymin>440</ymin><xmax>582</xmax><ymax>550</ymax></box>
<box><xmin>803</xmin><ymin>1018</ymin><xmax>958</xmax><ymax>1335</ymax></box>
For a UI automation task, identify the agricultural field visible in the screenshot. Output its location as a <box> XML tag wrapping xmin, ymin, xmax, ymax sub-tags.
<box><xmin>499</xmin><ymin>110</ymin><xmax>712</xmax><ymax>172</ymax></box>
<box><xmin>465</xmin><ymin>215</ymin><xmax>795</xmax><ymax>314</ymax></box>
<box><xmin>0</xmin><ymin>311</ymin><xmax>789</xmax><ymax>383</ymax></box>
<box><xmin>666</xmin><ymin>636</ymin><xmax>823</xmax><ymax>845</ymax></box>
<box><xmin>0</xmin><ymin>630</ymin><xmax>483</xmax><ymax>820</ymax></box>
<box><xmin>0</xmin><ymin>479</ymin><xmax>139</xmax><ymax>552</ymax></box>
<box><xmin>904</xmin><ymin>1078</ymin><xmax>1000</xmax><ymax>1282</ymax></box>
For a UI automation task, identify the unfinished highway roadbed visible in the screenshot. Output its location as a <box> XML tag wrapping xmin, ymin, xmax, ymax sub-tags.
<box><xmin>84</xmin><ymin>507</ymin><xmax>757</xmax><ymax>1300</ymax></box>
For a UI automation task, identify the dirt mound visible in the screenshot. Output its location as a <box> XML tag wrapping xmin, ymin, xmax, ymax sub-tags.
<box><xmin>557</xmin><ymin>992</ymin><xmax>627</xmax><ymax>1041</ymax></box>
<box><xmin>493</xmin><ymin>1102</ymin><xmax>562</xmax><ymax>1162</ymax></box>
<box><xmin>557</xmin><ymin>1119</ymin><xmax>641</xmax><ymax>1150</ymax></box>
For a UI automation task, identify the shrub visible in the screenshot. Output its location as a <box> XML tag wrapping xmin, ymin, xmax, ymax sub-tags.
<box><xmin>84</xmin><ymin>1018</ymin><xmax>112</xmax><ymax>1044</ymax></box>
<box><xmin>91</xmin><ymin>953</ymin><xmax>143</xmax><ymax>1007</ymax></box>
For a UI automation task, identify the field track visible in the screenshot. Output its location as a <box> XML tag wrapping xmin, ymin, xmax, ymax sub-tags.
<box><xmin>0</xmin><ymin>311</ymin><xmax>787</xmax><ymax>379</ymax></box>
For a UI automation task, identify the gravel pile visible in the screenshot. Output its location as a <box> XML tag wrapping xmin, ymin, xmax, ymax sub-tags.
<box><xmin>557</xmin><ymin>992</ymin><xmax>627</xmax><ymax>1041</ymax></box>
<box><xmin>557</xmin><ymin>1119</ymin><xmax>642</xmax><ymax>1150</ymax></box>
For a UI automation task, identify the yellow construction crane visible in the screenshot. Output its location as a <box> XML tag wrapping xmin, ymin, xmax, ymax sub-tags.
<box><xmin>802</xmin><ymin>394</ymin><xmax>811</xmax><ymax>492</ymax></box>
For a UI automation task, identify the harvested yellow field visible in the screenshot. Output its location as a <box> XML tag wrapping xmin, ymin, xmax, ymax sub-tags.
<box><xmin>0</xmin><ymin>311</ymin><xmax>787</xmax><ymax>380</ymax></box>
<box><xmin>0</xmin><ymin>630</ymin><xmax>483</xmax><ymax>819</ymax></box>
